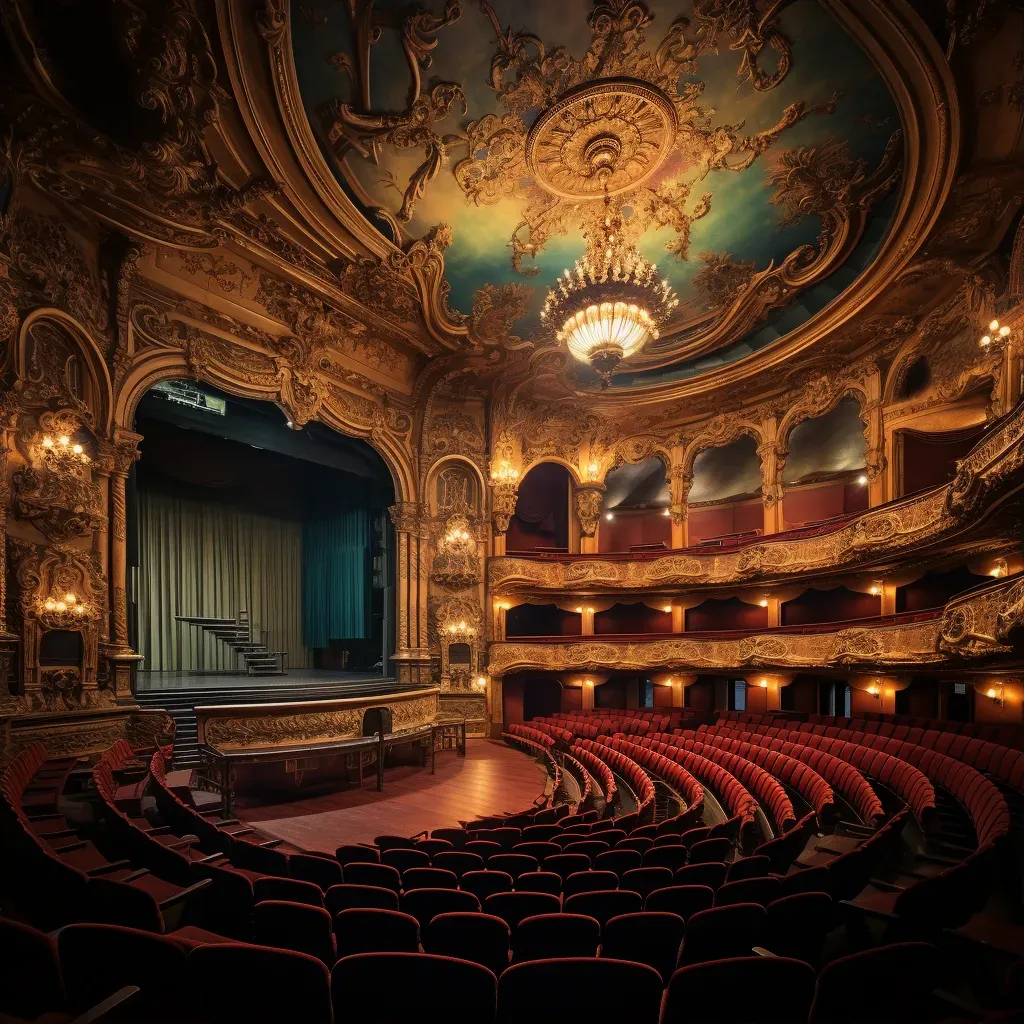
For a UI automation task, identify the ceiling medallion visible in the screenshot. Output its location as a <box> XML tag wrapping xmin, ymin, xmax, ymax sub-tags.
<box><xmin>525</xmin><ymin>79</ymin><xmax>678</xmax><ymax>200</ymax></box>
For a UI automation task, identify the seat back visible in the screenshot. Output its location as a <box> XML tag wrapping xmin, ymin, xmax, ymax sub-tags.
<box><xmin>674</xmin><ymin>862</ymin><xmax>727</xmax><ymax>891</ymax></box>
<box><xmin>484</xmin><ymin>891</ymin><xmax>561</xmax><ymax>933</ymax></box>
<box><xmin>689</xmin><ymin>837</ymin><xmax>731</xmax><ymax>864</ymax></box>
<box><xmin>289</xmin><ymin>852</ymin><xmax>343</xmax><ymax>891</ymax></box>
<box><xmin>621</xmin><ymin>866</ymin><xmax>674</xmax><ymax>900</ymax></box>
<box><xmin>342</xmin><ymin>862</ymin><xmax>402</xmax><ymax>893</ymax></box>
<box><xmin>253</xmin><ymin>876</ymin><xmax>325</xmax><ymax>908</ymax></box>
<box><xmin>644</xmin><ymin>884</ymin><xmax>715</xmax><ymax>920</ymax></box>
<box><xmin>513</xmin><ymin>913</ymin><xmax>600</xmax><ymax>962</ymax></box>
<box><xmin>253</xmin><ymin>900</ymin><xmax>336</xmax><ymax>966</ymax></box>
<box><xmin>402</xmin><ymin>867</ymin><xmax>458</xmax><ymax>891</ymax></box>
<box><xmin>401</xmin><ymin>887</ymin><xmax>480</xmax><ymax>929</ymax></box>
<box><xmin>513</xmin><ymin>871</ymin><xmax>562</xmax><ymax>896</ymax></box>
<box><xmin>766</xmin><ymin>892</ymin><xmax>833</xmax><ymax>966</ymax></box>
<box><xmin>333</xmin><ymin>952</ymin><xmax>496</xmax><ymax>1024</ymax></box>
<box><xmin>601</xmin><ymin>911</ymin><xmax>686</xmax><ymax>984</ymax></box>
<box><xmin>325</xmin><ymin>883</ymin><xmax>399</xmax><ymax>915</ymax></box>
<box><xmin>487</xmin><ymin>854</ymin><xmax>538</xmax><ymax>880</ymax></box>
<box><xmin>424</xmin><ymin>912</ymin><xmax>511</xmax><ymax>979</ymax></box>
<box><xmin>461</xmin><ymin>869</ymin><xmax>515</xmax><ymax>903</ymax></box>
<box><xmin>433</xmin><ymin>851</ymin><xmax>485</xmax><ymax>878</ymax></box>
<box><xmin>563</xmin><ymin>889</ymin><xmax>643</xmax><ymax>932</ymax></box>
<box><xmin>0</xmin><ymin>917</ymin><xmax>66</xmax><ymax>1020</ymax></box>
<box><xmin>678</xmin><ymin>903</ymin><xmax>767</xmax><ymax>967</ymax></box>
<box><xmin>715</xmin><ymin>876</ymin><xmax>782</xmax><ymax>908</ymax></box>
<box><xmin>333</xmin><ymin>908</ymin><xmax>419</xmax><ymax>959</ymax></box>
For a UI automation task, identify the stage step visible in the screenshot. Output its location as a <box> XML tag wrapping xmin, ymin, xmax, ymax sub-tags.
<box><xmin>175</xmin><ymin>609</ymin><xmax>288</xmax><ymax>676</ymax></box>
<box><xmin>134</xmin><ymin>678</ymin><xmax>411</xmax><ymax>769</ymax></box>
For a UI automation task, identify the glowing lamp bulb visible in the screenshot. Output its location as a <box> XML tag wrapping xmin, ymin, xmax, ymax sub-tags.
<box><xmin>870</xmin><ymin>586</ymin><xmax>880</xmax><ymax>596</ymax></box>
<box><xmin>986</xmin><ymin>687</ymin><xmax>998</xmax><ymax>699</ymax></box>
<box><xmin>662</xmin><ymin>605</ymin><xmax>672</xmax><ymax>613</ymax></box>
<box><xmin>759</xmin><ymin>599</ymin><xmax>768</xmax><ymax>608</ymax></box>
<box><xmin>72</xmin><ymin>444</ymin><xmax>83</xmax><ymax>455</ymax></box>
<box><xmin>759</xmin><ymin>679</ymin><xmax>768</xmax><ymax>688</ymax></box>
<box><xmin>58</xmin><ymin>436</ymin><xmax>69</xmax><ymax>446</ymax></box>
<box><xmin>857</xmin><ymin>475</ymin><xmax>868</xmax><ymax>485</ymax></box>
<box><xmin>980</xmin><ymin>335</ymin><xmax>991</xmax><ymax>346</ymax></box>
<box><xmin>74</xmin><ymin>605</ymin><xmax>84</xmax><ymax>616</ymax></box>
<box><xmin>1000</xmin><ymin>325</ymin><xmax>1011</xmax><ymax>337</ymax></box>
<box><xmin>55</xmin><ymin>601</ymin><xmax>66</xmax><ymax>612</ymax></box>
<box><xmin>64</xmin><ymin>593</ymin><xmax>75</xmax><ymax>604</ymax></box>
<box><xmin>575</xmin><ymin>607</ymin><xmax>583</xmax><ymax>614</ymax></box>
<box><xmin>662</xmin><ymin>508</ymin><xmax>671</xmax><ymax>516</ymax></box>
<box><xmin>605</xmin><ymin>512</ymin><xmax>614</xmax><ymax>521</ymax></box>
<box><xmin>44</xmin><ymin>599</ymin><xmax>56</xmax><ymax>611</ymax></box>
<box><xmin>990</xmin><ymin>319</ymin><xmax>1000</xmax><ymax>332</ymax></box>
<box><xmin>42</xmin><ymin>437</ymin><xmax>54</xmax><ymax>448</ymax></box>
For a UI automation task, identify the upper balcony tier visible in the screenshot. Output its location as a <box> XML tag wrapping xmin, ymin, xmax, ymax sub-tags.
<box><xmin>489</xmin><ymin>397</ymin><xmax>1024</xmax><ymax>593</ymax></box>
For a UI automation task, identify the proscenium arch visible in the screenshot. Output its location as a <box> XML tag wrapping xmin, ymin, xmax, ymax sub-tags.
<box><xmin>519</xmin><ymin>456</ymin><xmax>584</xmax><ymax>485</ymax></box>
<box><xmin>17</xmin><ymin>308</ymin><xmax>114</xmax><ymax>435</ymax></box>
<box><xmin>112</xmin><ymin>353</ymin><xmax>415</xmax><ymax>506</ymax></box>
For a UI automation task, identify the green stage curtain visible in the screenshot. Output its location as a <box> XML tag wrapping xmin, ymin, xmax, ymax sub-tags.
<box><xmin>137</xmin><ymin>489</ymin><xmax>310</xmax><ymax>671</ymax></box>
<box><xmin>302</xmin><ymin>511</ymin><xmax>371</xmax><ymax>648</ymax></box>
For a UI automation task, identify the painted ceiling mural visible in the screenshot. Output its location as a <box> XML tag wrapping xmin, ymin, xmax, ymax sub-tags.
<box><xmin>292</xmin><ymin>0</ymin><xmax>903</xmax><ymax>384</ymax></box>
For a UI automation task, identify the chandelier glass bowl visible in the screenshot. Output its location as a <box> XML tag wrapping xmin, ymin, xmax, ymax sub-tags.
<box><xmin>542</xmin><ymin>197</ymin><xmax>678</xmax><ymax>385</ymax></box>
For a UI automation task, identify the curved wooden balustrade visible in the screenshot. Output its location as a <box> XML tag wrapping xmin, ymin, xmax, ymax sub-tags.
<box><xmin>488</xmin><ymin>397</ymin><xmax>1024</xmax><ymax>593</ymax></box>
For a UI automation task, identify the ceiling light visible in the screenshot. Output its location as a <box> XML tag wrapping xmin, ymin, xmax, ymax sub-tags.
<box><xmin>662</xmin><ymin>605</ymin><xmax>672</xmax><ymax>613</ymax></box>
<box><xmin>856</xmin><ymin>474</ymin><xmax>868</xmax><ymax>485</ymax></box>
<box><xmin>870</xmin><ymin>586</ymin><xmax>880</xmax><ymax>596</ymax></box>
<box><xmin>575</xmin><ymin>606</ymin><xmax>583</xmax><ymax>614</ymax></box>
<box><xmin>542</xmin><ymin>191</ymin><xmax>678</xmax><ymax>385</ymax></box>
<box><xmin>759</xmin><ymin>599</ymin><xmax>768</xmax><ymax>608</ymax></box>
<box><xmin>605</xmin><ymin>512</ymin><xmax>614</xmax><ymax>521</ymax></box>
<box><xmin>662</xmin><ymin>508</ymin><xmax>671</xmax><ymax>516</ymax></box>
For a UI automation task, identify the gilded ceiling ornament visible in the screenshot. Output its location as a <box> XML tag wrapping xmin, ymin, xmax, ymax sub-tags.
<box><xmin>693</xmin><ymin>251</ymin><xmax>758</xmax><ymax>311</ymax></box>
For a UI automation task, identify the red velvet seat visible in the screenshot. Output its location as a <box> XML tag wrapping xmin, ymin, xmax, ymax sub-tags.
<box><xmin>521</xmin><ymin>824</ymin><xmax>560</xmax><ymax>842</ymax></box>
<box><xmin>644</xmin><ymin>884</ymin><xmax>715</xmax><ymax>919</ymax></box>
<box><xmin>415</xmin><ymin>838</ymin><xmax>453</xmax><ymax>858</ymax></box>
<box><xmin>332</xmin><ymin>952</ymin><xmax>496</xmax><ymax>1024</ymax></box>
<box><xmin>429</xmin><ymin>828</ymin><xmax>468</xmax><ymax>849</ymax></box>
<box><xmin>289</xmin><ymin>852</ymin><xmax>343</xmax><ymax>891</ymax></box>
<box><xmin>401</xmin><ymin>887</ymin><xmax>480</xmax><ymax>928</ymax></box>
<box><xmin>253</xmin><ymin>876</ymin><xmax>324</xmax><ymax>908</ymax></box>
<box><xmin>465</xmin><ymin>840</ymin><xmax>503</xmax><ymax>861</ymax></box>
<box><xmin>334</xmin><ymin>844</ymin><xmax>379</xmax><ymax>866</ymax></box>
<box><xmin>675</xmin><ymin>861</ymin><xmax>728</xmax><ymax>891</ymax></box>
<box><xmin>681</xmin><ymin>826</ymin><xmax>713</xmax><ymax>847</ymax></box>
<box><xmin>663</xmin><ymin>955</ymin><xmax>816</xmax><ymax>1022</ymax></box>
<box><xmin>651</xmin><ymin>833</ymin><xmax>683</xmax><ymax>847</ymax></box>
<box><xmin>595</xmin><ymin>848</ymin><xmax>642</xmax><ymax>877</ymax></box>
<box><xmin>402</xmin><ymin>866</ymin><xmax>458</xmax><ymax>891</ymax></box>
<box><xmin>779</xmin><ymin>865</ymin><xmax>830</xmax><ymax>898</ymax></box>
<box><xmin>809</xmin><ymin>942</ymin><xmax>941</xmax><ymax>1023</ymax></box>
<box><xmin>512</xmin><ymin>912</ymin><xmax>600</xmax><ymax>962</ymax></box>
<box><xmin>642</xmin><ymin>845</ymin><xmax>689</xmax><ymax>872</ymax></box>
<box><xmin>188</xmin><ymin>942</ymin><xmax>333</xmax><ymax>1024</ymax></box>
<box><xmin>562</xmin><ymin>869</ymin><xmax>619</xmax><ymax>899</ymax></box>
<box><xmin>513</xmin><ymin>871</ymin><xmax>562</xmax><ymax>896</ymax></box>
<box><xmin>460</xmin><ymin>869</ymin><xmax>514</xmax><ymax>903</ymax></box>
<box><xmin>562</xmin><ymin>839</ymin><xmax>610</xmax><ymax>859</ymax></box>
<box><xmin>373</xmin><ymin>835</ymin><xmax>417</xmax><ymax>852</ymax></box>
<box><xmin>341</xmin><ymin>862</ymin><xmax>401</xmax><ymax>893</ymax></box>
<box><xmin>253</xmin><ymin>900</ymin><xmax>336</xmax><ymax>966</ymax></box>
<box><xmin>484</xmin><ymin>891</ymin><xmax>560</xmax><ymax>933</ymax></box>
<box><xmin>615</xmin><ymin>836</ymin><xmax>654</xmax><ymax>854</ymax></box>
<box><xmin>512</xmin><ymin>841</ymin><xmax>561</xmax><ymax>861</ymax></box>
<box><xmin>689</xmin><ymin>837</ymin><xmax>732</xmax><ymax>864</ymax></box>
<box><xmin>726</xmin><ymin>855</ymin><xmax>772</xmax><ymax>882</ymax></box>
<box><xmin>677</xmin><ymin>903</ymin><xmax>768</xmax><ymax>967</ymax></box>
<box><xmin>332</xmin><ymin>908</ymin><xmax>419</xmax><ymax>958</ymax></box>
<box><xmin>381</xmin><ymin>847</ymin><xmax>430</xmax><ymax>873</ymax></box>
<box><xmin>325</xmin><ymin>883</ymin><xmax>399</xmax><ymax>915</ymax></box>
<box><xmin>765</xmin><ymin>892</ymin><xmax>833</xmax><ymax>966</ymax></box>
<box><xmin>487</xmin><ymin>853</ymin><xmax>538</xmax><ymax>880</ymax></box>
<box><xmin>621</xmin><ymin>866</ymin><xmax>674</xmax><ymax>900</ymax></box>
<box><xmin>715</xmin><ymin>876</ymin><xmax>782</xmax><ymax>908</ymax></box>
<box><xmin>433</xmin><ymin>850</ymin><xmax>485</xmax><ymax>878</ymax></box>
<box><xmin>497</xmin><ymin>957</ymin><xmax>662</xmax><ymax>1024</ymax></box>
<box><xmin>563</xmin><ymin>889</ymin><xmax>643</xmax><ymax>932</ymax></box>
<box><xmin>0</xmin><ymin>916</ymin><xmax>70</xmax><ymax>1021</ymax></box>
<box><xmin>542</xmin><ymin>852</ymin><xmax>591</xmax><ymax>883</ymax></box>
<box><xmin>602</xmin><ymin>910</ymin><xmax>686</xmax><ymax>984</ymax></box>
<box><xmin>424</xmin><ymin>912</ymin><xmax>511</xmax><ymax>978</ymax></box>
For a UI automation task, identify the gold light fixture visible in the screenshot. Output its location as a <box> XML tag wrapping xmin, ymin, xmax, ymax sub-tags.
<box><xmin>39</xmin><ymin>591</ymin><xmax>88</xmax><ymax>625</ymax></box>
<box><xmin>541</xmin><ymin>191</ymin><xmax>678</xmax><ymax>386</ymax></box>
<box><xmin>41</xmin><ymin>434</ymin><xmax>89</xmax><ymax>467</ymax></box>
<box><xmin>985</xmin><ymin>683</ymin><xmax>1004</xmax><ymax>707</ymax></box>
<box><xmin>867</xmin><ymin>681</ymin><xmax>881</xmax><ymax>698</ymax></box>
<box><xmin>491</xmin><ymin>460</ymin><xmax>519</xmax><ymax>484</ymax></box>
<box><xmin>980</xmin><ymin>318</ymin><xmax>1011</xmax><ymax>347</ymax></box>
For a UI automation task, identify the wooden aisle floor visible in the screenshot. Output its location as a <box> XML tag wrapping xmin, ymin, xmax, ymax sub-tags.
<box><xmin>236</xmin><ymin>739</ymin><xmax>549</xmax><ymax>853</ymax></box>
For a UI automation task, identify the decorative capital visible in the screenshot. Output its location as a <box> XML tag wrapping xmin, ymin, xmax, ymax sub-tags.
<box><xmin>574</xmin><ymin>484</ymin><xmax>605</xmax><ymax>537</ymax></box>
<box><xmin>388</xmin><ymin>501</ymin><xmax>425</xmax><ymax>533</ymax></box>
<box><xmin>490</xmin><ymin>480</ymin><xmax>518</xmax><ymax>536</ymax></box>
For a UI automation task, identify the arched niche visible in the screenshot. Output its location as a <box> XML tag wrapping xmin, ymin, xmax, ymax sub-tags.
<box><xmin>781</xmin><ymin>586</ymin><xmax>881</xmax><ymax>626</ymax></box>
<box><xmin>505</xmin><ymin>603</ymin><xmax>582</xmax><ymax>638</ymax></box>
<box><xmin>687</xmin><ymin>435</ymin><xmax>763</xmax><ymax>546</ymax></box>
<box><xmin>599</xmin><ymin>457</ymin><xmax>671</xmax><ymax>553</ymax></box>
<box><xmin>782</xmin><ymin>396</ymin><xmax>869</xmax><ymax>528</ymax></box>
<box><xmin>507</xmin><ymin>461</ymin><xmax>571</xmax><ymax>553</ymax></box>
<box><xmin>685</xmin><ymin>596</ymin><xmax>769</xmax><ymax>632</ymax></box>
<box><xmin>593</xmin><ymin>601</ymin><xmax>672</xmax><ymax>635</ymax></box>
<box><xmin>502</xmin><ymin>674</ymin><xmax>563</xmax><ymax>723</ymax></box>
<box><xmin>426</xmin><ymin>457</ymin><xmax>484</xmax><ymax>519</ymax></box>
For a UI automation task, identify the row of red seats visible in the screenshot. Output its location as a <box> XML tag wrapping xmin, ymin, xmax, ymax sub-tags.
<box><xmin>561</xmin><ymin>750</ymin><xmax>593</xmax><ymax>806</ymax></box>
<box><xmin>698</xmin><ymin>726</ymin><xmax>929</xmax><ymax>830</ymax></box>
<box><xmin>569</xmin><ymin>742</ymin><xmax>618</xmax><ymax>806</ymax></box>
<box><xmin>2</xmin><ymin>909</ymin><xmax>955</xmax><ymax>1024</ymax></box>
<box><xmin>644</xmin><ymin>735</ymin><xmax>796</xmax><ymax>835</ymax></box>
<box><xmin>551</xmin><ymin>709</ymin><xmax>673</xmax><ymax>729</ymax></box>
<box><xmin>534</xmin><ymin>715</ymin><xmax>654</xmax><ymax>740</ymax></box>
<box><xmin>674</xmin><ymin>730</ymin><xmax>886</xmax><ymax>828</ymax></box>
<box><xmin>805</xmin><ymin>711</ymin><xmax>1024</xmax><ymax>751</ymax></box>
<box><xmin>573</xmin><ymin>739</ymin><xmax>656</xmax><ymax>821</ymax></box>
<box><xmin>503</xmin><ymin>723</ymin><xmax>555</xmax><ymax>748</ymax></box>
<box><xmin>703</xmin><ymin>723</ymin><xmax>1010</xmax><ymax>847</ymax></box>
<box><xmin>602</xmin><ymin>736</ymin><xmax>758</xmax><ymax>843</ymax></box>
<box><xmin>805</xmin><ymin>722</ymin><xmax>1024</xmax><ymax>794</ymax></box>
<box><xmin>610</xmin><ymin>738</ymin><xmax>706</xmax><ymax>821</ymax></box>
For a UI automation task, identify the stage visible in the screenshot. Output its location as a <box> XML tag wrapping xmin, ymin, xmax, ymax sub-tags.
<box><xmin>136</xmin><ymin>669</ymin><xmax>403</xmax><ymax>693</ymax></box>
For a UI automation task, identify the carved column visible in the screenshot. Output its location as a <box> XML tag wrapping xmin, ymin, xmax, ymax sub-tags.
<box><xmin>389</xmin><ymin>502</ymin><xmax>432</xmax><ymax>684</ymax></box>
<box><xmin>574</xmin><ymin>485</ymin><xmax>604</xmax><ymax>555</ymax></box>
<box><xmin>757</xmin><ymin>438</ymin><xmax>784</xmax><ymax>536</ymax></box>
<box><xmin>669</xmin><ymin>462</ymin><xmax>690</xmax><ymax>549</ymax></box>
<box><xmin>101</xmin><ymin>431</ymin><xmax>143</xmax><ymax>701</ymax></box>
<box><xmin>489</xmin><ymin>480</ymin><xmax>518</xmax><ymax>557</ymax></box>
<box><xmin>862</xmin><ymin>369</ymin><xmax>887</xmax><ymax>507</ymax></box>
<box><xmin>0</xmin><ymin>422</ymin><xmax>22</xmax><ymax>713</ymax></box>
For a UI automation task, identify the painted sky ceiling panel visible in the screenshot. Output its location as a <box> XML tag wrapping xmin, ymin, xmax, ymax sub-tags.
<box><xmin>292</xmin><ymin>0</ymin><xmax>902</xmax><ymax>380</ymax></box>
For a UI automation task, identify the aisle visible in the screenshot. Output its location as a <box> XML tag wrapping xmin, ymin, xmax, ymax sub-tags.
<box><xmin>237</xmin><ymin>739</ymin><xmax>550</xmax><ymax>852</ymax></box>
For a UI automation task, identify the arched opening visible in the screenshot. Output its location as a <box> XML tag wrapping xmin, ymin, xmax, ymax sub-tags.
<box><xmin>782</xmin><ymin>397</ymin><xmax>868</xmax><ymax>528</ymax></box>
<box><xmin>896</xmin><ymin>565</ymin><xmax>990</xmax><ymax>612</ymax></box>
<box><xmin>505</xmin><ymin>603</ymin><xmax>582</xmax><ymax>638</ymax></box>
<box><xmin>599</xmin><ymin>457</ymin><xmax>671</xmax><ymax>552</ymax></box>
<box><xmin>685</xmin><ymin>597</ymin><xmax>768</xmax><ymax>632</ymax></box>
<box><xmin>781</xmin><ymin>586</ymin><xmax>881</xmax><ymax>626</ymax></box>
<box><xmin>593</xmin><ymin>602</ymin><xmax>672</xmax><ymax>635</ymax></box>
<box><xmin>503</xmin><ymin>675</ymin><xmax>563</xmax><ymax>723</ymax></box>
<box><xmin>507</xmin><ymin>462</ymin><xmax>571</xmax><ymax>553</ymax></box>
<box><xmin>130</xmin><ymin>381</ymin><xmax>396</xmax><ymax>687</ymax></box>
<box><xmin>894</xmin><ymin>422</ymin><xmax>990</xmax><ymax>497</ymax></box>
<box><xmin>687</xmin><ymin>436</ymin><xmax>762</xmax><ymax>545</ymax></box>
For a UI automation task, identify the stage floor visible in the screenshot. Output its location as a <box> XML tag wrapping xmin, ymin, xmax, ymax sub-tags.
<box><xmin>136</xmin><ymin>669</ymin><xmax>396</xmax><ymax>692</ymax></box>
<box><xmin>236</xmin><ymin>739</ymin><xmax>549</xmax><ymax>852</ymax></box>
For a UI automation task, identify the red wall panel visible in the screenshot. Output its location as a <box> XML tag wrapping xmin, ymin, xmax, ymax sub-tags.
<box><xmin>595</xmin><ymin>603</ymin><xmax>672</xmax><ymax>634</ymax></box>
<box><xmin>689</xmin><ymin>500</ymin><xmax>762</xmax><ymax>545</ymax></box>
<box><xmin>781</xmin><ymin>587</ymin><xmax>880</xmax><ymax>626</ymax></box>
<box><xmin>599</xmin><ymin>510</ymin><xmax>672</xmax><ymax>552</ymax></box>
<box><xmin>685</xmin><ymin>598</ymin><xmax>769</xmax><ymax>632</ymax></box>
<box><xmin>783</xmin><ymin>481</ymin><xmax>847</xmax><ymax>529</ymax></box>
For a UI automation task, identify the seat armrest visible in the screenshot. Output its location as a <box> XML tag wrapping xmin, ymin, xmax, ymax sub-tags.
<box><xmin>866</xmin><ymin>878</ymin><xmax>904</xmax><ymax>893</ymax></box>
<box><xmin>144</xmin><ymin>825</ymin><xmax>172</xmax><ymax>836</ymax></box>
<box><xmin>258</xmin><ymin>839</ymin><xmax>283</xmax><ymax>848</ymax></box>
<box><xmin>27</xmin><ymin>812</ymin><xmax>66</xmax><ymax>822</ymax></box>
<box><xmin>85</xmin><ymin>859</ymin><xmax>133</xmax><ymax>877</ymax></box>
<box><xmin>55</xmin><ymin>840</ymin><xmax>87</xmax><ymax>853</ymax></box>
<box><xmin>751</xmin><ymin>947</ymin><xmax>778</xmax><ymax>958</ymax></box>
<box><xmin>157</xmin><ymin>877</ymin><xmax>212</xmax><ymax>909</ymax></box>
<box><xmin>123</xmin><ymin>868</ymin><xmax>151</xmax><ymax>883</ymax></box>
<box><xmin>72</xmin><ymin>985</ymin><xmax>140</xmax><ymax>1023</ymax></box>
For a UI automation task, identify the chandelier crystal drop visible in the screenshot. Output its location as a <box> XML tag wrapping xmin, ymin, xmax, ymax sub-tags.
<box><xmin>542</xmin><ymin>191</ymin><xmax>679</xmax><ymax>386</ymax></box>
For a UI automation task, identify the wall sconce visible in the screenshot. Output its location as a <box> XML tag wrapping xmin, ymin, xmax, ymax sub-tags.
<box><xmin>586</xmin><ymin>607</ymin><xmax>594</xmax><ymax>615</ymax></box>
<box><xmin>491</xmin><ymin>460</ymin><xmax>519</xmax><ymax>483</ymax></box>
<box><xmin>584</xmin><ymin>678</ymin><xmax>594</xmax><ymax>687</ymax></box>
<box><xmin>587</xmin><ymin>462</ymin><xmax>599</xmax><ymax>481</ymax></box>
<box><xmin>989</xmin><ymin>559</ymin><xmax>1007</xmax><ymax>578</ymax></box>
<box><xmin>575</xmin><ymin>606</ymin><xmax>583</xmax><ymax>614</ymax></box>
<box><xmin>605</xmin><ymin>512</ymin><xmax>614</xmax><ymax>521</ymax></box>
<box><xmin>980</xmin><ymin>319</ymin><xmax>1011</xmax><ymax>347</ymax></box>
<box><xmin>39</xmin><ymin>591</ymin><xmax>88</xmax><ymax>625</ymax></box>
<box><xmin>869</xmin><ymin>583</ymin><xmax>881</xmax><ymax>596</ymax></box>
<box><xmin>41</xmin><ymin>434</ymin><xmax>89</xmax><ymax>467</ymax></box>
<box><xmin>758</xmin><ymin>678</ymin><xmax>769</xmax><ymax>688</ymax></box>
<box><xmin>985</xmin><ymin>684</ymin><xmax>1004</xmax><ymax>707</ymax></box>
<box><xmin>856</xmin><ymin>474</ymin><xmax>868</xmax><ymax>486</ymax></box>
<box><xmin>474</xmin><ymin>675</ymin><xmax>488</xmax><ymax>691</ymax></box>
<box><xmin>662</xmin><ymin>508</ymin><xmax>671</xmax><ymax>516</ymax></box>
<box><xmin>759</xmin><ymin>598</ymin><xmax>768</xmax><ymax>608</ymax></box>
<box><xmin>662</xmin><ymin>604</ymin><xmax>672</xmax><ymax>613</ymax></box>
<box><xmin>866</xmin><ymin>682</ymin><xmax>881</xmax><ymax>699</ymax></box>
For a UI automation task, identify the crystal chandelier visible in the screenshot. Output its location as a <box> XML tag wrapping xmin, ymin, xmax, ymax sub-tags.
<box><xmin>542</xmin><ymin>191</ymin><xmax>679</xmax><ymax>385</ymax></box>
